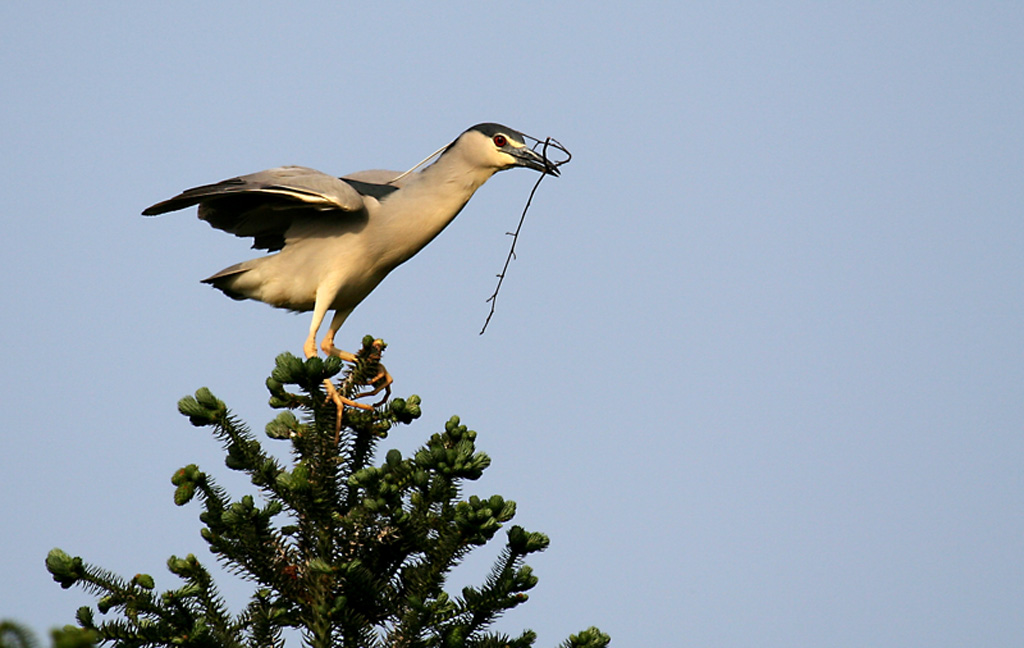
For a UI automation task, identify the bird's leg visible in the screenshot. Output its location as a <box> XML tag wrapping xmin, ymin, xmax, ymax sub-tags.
<box><xmin>318</xmin><ymin>328</ymin><xmax>375</xmax><ymax>411</ymax></box>
<box><xmin>305</xmin><ymin>300</ymin><xmax>330</xmax><ymax>362</ymax></box>
<box><xmin>303</xmin><ymin>333</ymin><xmax>318</xmax><ymax>361</ymax></box>
<box><xmin>319</xmin><ymin>328</ymin><xmax>356</xmax><ymax>363</ymax></box>
<box><xmin>305</xmin><ymin>306</ymin><xmax>370</xmax><ymax>439</ymax></box>
<box><xmin>322</xmin><ymin>315</ymin><xmax>392</xmax><ymax>407</ymax></box>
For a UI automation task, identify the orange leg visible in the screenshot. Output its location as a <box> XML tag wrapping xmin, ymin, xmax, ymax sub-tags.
<box><xmin>303</xmin><ymin>307</ymin><xmax>371</xmax><ymax>439</ymax></box>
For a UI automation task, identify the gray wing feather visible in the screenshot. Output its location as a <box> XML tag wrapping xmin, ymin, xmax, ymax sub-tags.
<box><xmin>342</xmin><ymin>169</ymin><xmax>407</xmax><ymax>187</ymax></box>
<box><xmin>142</xmin><ymin>166</ymin><xmax>368</xmax><ymax>251</ymax></box>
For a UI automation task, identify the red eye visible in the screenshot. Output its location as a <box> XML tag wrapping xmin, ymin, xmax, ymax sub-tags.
<box><xmin>493</xmin><ymin>134</ymin><xmax>507</xmax><ymax>147</ymax></box>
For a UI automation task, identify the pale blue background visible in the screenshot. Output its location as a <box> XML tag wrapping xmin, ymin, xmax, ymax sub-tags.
<box><xmin>3</xmin><ymin>3</ymin><xmax>1022</xmax><ymax>646</ymax></box>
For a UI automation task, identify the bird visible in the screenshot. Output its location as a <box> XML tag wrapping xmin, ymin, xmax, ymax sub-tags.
<box><xmin>143</xmin><ymin>123</ymin><xmax>561</xmax><ymax>414</ymax></box>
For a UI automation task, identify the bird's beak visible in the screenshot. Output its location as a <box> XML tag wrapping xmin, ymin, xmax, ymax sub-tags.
<box><xmin>510</xmin><ymin>144</ymin><xmax>560</xmax><ymax>177</ymax></box>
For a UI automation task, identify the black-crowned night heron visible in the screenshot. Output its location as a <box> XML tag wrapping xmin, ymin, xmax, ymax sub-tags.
<box><xmin>143</xmin><ymin>123</ymin><xmax>560</xmax><ymax>413</ymax></box>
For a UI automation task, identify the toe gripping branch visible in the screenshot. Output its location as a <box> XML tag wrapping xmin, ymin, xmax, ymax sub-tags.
<box><xmin>266</xmin><ymin>336</ymin><xmax>394</xmax><ymax>442</ymax></box>
<box><xmin>337</xmin><ymin>335</ymin><xmax>393</xmax><ymax>406</ymax></box>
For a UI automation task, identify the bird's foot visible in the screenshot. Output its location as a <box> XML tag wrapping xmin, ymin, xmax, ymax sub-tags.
<box><xmin>351</xmin><ymin>339</ymin><xmax>392</xmax><ymax>406</ymax></box>
<box><xmin>323</xmin><ymin>338</ymin><xmax>391</xmax><ymax>406</ymax></box>
<box><xmin>322</xmin><ymin>378</ymin><xmax>373</xmax><ymax>443</ymax></box>
<box><xmin>354</xmin><ymin>366</ymin><xmax>393</xmax><ymax>406</ymax></box>
<box><xmin>322</xmin><ymin>378</ymin><xmax>374</xmax><ymax>411</ymax></box>
<box><xmin>318</xmin><ymin>337</ymin><xmax>393</xmax><ymax>440</ymax></box>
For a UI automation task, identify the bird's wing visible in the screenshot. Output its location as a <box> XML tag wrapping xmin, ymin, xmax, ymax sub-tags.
<box><xmin>342</xmin><ymin>169</ymin><xmax>408</xmax><ymax>187</ymax></box>
<box><xmin>337</xmin><ymin>169</ymin><xmax>410</xmax><ymax>202</ymax></box>
<box><xmin>142</xmin><ymin>166</ymin><xmax>369</xmax><ymax>251</ymax></box>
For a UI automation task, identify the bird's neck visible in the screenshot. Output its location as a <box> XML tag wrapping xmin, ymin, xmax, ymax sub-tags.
<box><xmin>373</xmin><ymin>148</ymin><xmax>499</xmax><ymax>269</ymax></box>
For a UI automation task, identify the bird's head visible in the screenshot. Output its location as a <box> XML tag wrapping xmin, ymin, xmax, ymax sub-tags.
<box><xmin>456</xmin><ymin>123</ymin><xmax>562</xmax><ymax>177</ymax></box>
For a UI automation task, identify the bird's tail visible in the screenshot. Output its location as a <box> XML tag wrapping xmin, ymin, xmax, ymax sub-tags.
<box><xmin>202</xmin><ymin>263</ymin><xmax>250</xmax><ymax>301</ymax></box>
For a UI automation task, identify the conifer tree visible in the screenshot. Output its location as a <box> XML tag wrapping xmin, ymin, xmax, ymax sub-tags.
<box><xmin>45</xmin><ymin>337</ymin><xmax>609</xmax><ymax>648</ymax></box>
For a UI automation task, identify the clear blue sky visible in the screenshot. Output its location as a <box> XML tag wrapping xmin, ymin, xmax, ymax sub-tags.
<box><xmin>3</xmin><ymin>3</ymin><xmax>1022</xmax><ymax>646</ymax></box>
